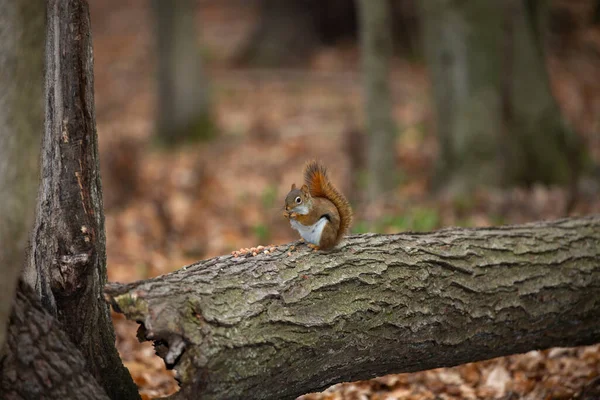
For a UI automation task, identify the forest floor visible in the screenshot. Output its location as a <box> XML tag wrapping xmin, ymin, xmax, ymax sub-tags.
<box><xmin>89</xmin><ymin>1</ymin><xmax>600</xmax><ymax>399</ymax></box>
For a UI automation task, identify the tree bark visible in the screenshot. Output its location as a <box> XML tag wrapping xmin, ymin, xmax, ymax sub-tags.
<box><xmin>151</xmin><ymin>0</ymin><xmax>212</xmax><ymax>145</ymax></box>
<box><xmin>22</xmin><ymin>1</ymin><xmax>139</xmax><ymax>398</ymax></box>
<box><xmin>419</xmin><ymin>0</ymin><xmax>583</xmax><ymax>193</ymax></box>
<box><xmin>0</xmin><ymin>0</ymin><xmax>44</xmax><ymax>351</ymax></box>
<box><xmin>356</xmin><ymin>0</ymin><xmax>397</xmax><ymax>201</ymax></box>
<box><xmin>1</xmin><ymin>281</ymin><xmax>110</xmax><ymax>400</ymax></box>
<box><xmin>106</xmin><ymin>216</ymin><xmax>600</xmax><ymax>400</ymax></box>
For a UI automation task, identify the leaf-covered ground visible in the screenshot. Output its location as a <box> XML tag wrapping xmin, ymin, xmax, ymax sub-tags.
<box><xmin>89</xmin><ymin>1</ymin><xmax>600</xmax><ymax>398</ymax></box>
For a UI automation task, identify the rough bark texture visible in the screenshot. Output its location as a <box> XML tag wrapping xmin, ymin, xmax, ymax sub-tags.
<box><xmin>0</xmin><ymin>0</ymin><xmax>44</xmax><ymax>351</ymax></box>
<box><xmin>22</xmin><ymin>1</ymin><xmax>140</xmax><ymax>398</ymax></box>
<box><xmin>420</xmin><ymin>0</ymin><xmax>582</xmax><ymax>193</ymax></box>
<box><xmin>356</xmin><ymin>0</ymin><xmax>397</xmax><ymax>201</ymax></box>
<box><xmin>0</xmin><ymin>281</ymin><xmax>110</xmax><ymax>400</ymax></box>
<box><xmin>106</xmin><ymin>216</ymin><xmax>600</xmax><ymax>400</ymax></box>
<box><xmin>151</xmin><ymin>0</ymin><xmax>212</xmax><ymax>145</ymax></box>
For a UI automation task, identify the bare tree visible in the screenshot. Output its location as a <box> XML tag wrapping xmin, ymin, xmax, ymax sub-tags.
<box><xmin>0</xmin><ymin>0</ymin><xmax>44</xmax><ymax>351</ymax></box>
<box><xmin>151</xmin><ymin>0</ymin><xmax>212</xmax><ymax>145</ymax></box>
<box><xmin>0</xmin><ymin>1</ymin><xmax>128</xmax><ymax>398</ymax></box>
<box><xmin>19</xmin><ymin>0</ymin><xmax>139</xmax><ymax>398</ymax></box>
<box><xmin>235</xmin><ymin>0</ymin><xmax>419</xmax><ymax>66</ymax></box>
<box><xmin>420</xmin><ymin>0</ymin><xmax>583</xmax><ymax>194</ymax></box>
<box><xmin>357</xmin><ymin>0</ymin><xmax>397</xmax><ymax>200</ymax></box>
<box><xmin>356</xmin><ymin>0</ymin><xmax>398</xmax><ymax>202</ymax></box>
<box><xmin>235</xmin><ymin>0</ymin><xmax>320</xmax><ymax>66</ymax></box>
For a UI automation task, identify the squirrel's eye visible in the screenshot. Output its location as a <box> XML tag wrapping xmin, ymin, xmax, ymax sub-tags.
<box><xmin>295</xmin><ymin>196</ymin><xmax>302</xmax><ymax>204</ymax></box>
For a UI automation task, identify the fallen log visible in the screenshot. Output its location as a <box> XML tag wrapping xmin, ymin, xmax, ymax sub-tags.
<box><xmin>105</xmin><ymin>216</ymin><xmax>600</xmax><ymax>400</ymax></box>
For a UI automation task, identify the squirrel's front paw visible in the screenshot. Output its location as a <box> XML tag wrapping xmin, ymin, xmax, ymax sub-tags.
<box><xmin>283</xmin><ymin>210</ymin><xmax>299</xmax><ymax>220</ymax></box>
<box><xmin>307</xmin><ymin>243</ymin><xmax>320</xmax><ymax>252</ymax></box>
<box><xmin>283</xmin><ymin>211</ymin><xmax>297</xmax><ymax>219</ymax></box>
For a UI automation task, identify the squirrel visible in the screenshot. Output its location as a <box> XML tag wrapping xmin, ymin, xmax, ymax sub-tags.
<box><xmin>283</xmin><ymin>161</ymin><xmax>353</xmax><ymax>250</ymax></box>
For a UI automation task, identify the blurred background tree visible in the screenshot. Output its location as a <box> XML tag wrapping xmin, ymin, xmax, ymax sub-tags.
<box><xmin>356</xmin><ymin>0</ymin><xmax>398</xmax><ymax>202</ymax></box>
<box><xmin>420</xmin><ymin>0</ymin><xmax>584</xmax><ymax>194</ymax></box>
<box><xmin>235</xmin><ymin>0</ymin><xmax>419</xmax><ymax>66</ymax></box>
<box><xmin>0</xmin><ymin>0</ymin><xmax>44</xmax><ymax>351</ymax></box>
<box><xmin>234</xmin><ymin>0</ymin><xmax>322</xmax><ymax>67</ymax></box>
<box><xmin>151</xmin><ymin>0</ymin><xmax>213</xmax><ymax>145</ymax></box>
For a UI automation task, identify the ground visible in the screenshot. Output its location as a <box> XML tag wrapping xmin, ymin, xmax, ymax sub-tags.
<box><xmin>88</xmin><ymin>1</ymin><xmax>600</xmax><ymax>398</ymax></box>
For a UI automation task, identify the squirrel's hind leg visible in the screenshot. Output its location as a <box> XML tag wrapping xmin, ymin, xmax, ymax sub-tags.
<box><xmin>317</xmin><ymin>222</ymin><xmax>338</xmax><ymax>250</ymax></box>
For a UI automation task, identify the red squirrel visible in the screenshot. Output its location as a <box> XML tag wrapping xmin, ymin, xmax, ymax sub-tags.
<box><xmin>283</xmin><ymin>161</ymin><xmax>353</xmax><ymax>250</ymax></box>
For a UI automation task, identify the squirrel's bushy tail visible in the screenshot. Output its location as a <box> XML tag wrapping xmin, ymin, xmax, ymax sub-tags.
<box><xmin>304</xmin><ymin>160</ymin><xmax>353</xmax><ymax>244</ymax></box>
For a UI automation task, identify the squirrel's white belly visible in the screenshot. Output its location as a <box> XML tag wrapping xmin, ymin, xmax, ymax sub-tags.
<box><xmin>290</xmin><ymin>217</ymin><xmax>328</xmax><ymax>245</ymax></box>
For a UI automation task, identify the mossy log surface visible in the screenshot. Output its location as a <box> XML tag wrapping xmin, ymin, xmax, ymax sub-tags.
<box><xmin>106</xmin><ymin>216</ymin><xmax>600</xmax><ymax>400</ymax></box>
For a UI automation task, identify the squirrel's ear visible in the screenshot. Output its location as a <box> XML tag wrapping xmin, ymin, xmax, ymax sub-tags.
<box><xmin>301</xmin><ymin>184</ymin><xmax>309</xmax><ymax>194</ymax></box>
<box><xmin>291</xmin><ymin>183</ymin><xmax>297</xmax><ymax>190</ymax></box>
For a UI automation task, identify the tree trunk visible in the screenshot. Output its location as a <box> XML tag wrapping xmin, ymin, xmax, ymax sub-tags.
<box><xmin>151</xmin><ymin>0</ymin><xmax>212</xmax><ymax>145</ymax></box>
<box><xmin>234</xmin><ymin>0</ymin><xmax>320</xmax><ymax>67</ymax></box>
<box><xmin>1</xmin><ymin>281</ymin><xmax>110</xmax><ymax>400</ymax></box>
<box><xmin>420</xmin><ymin>1</ymin><xmax>504</xmax><ymax>192</ymax></box>
<box><xmin>22</xmin><ymin>1</ymin><xmax>139</xmax><ymax>398</ymax></box>
<box><xmin>420</xmin><ymin>0</ymin><xmax>583</xmax><ymax>193</ymax></box>
<box><xmin>234</xmin><ymin>0</ymin><xmax>419</xmax><ymax>66</ymax></box>
<box><xmin>106</xmin><ymin>216</ymin><xmax>600</xmax><ymax>400</ymax></box>
<box><xmin>0</xmin><ymin>0</ymin><xmax>44</xmax><ymax>351</ymax></box>
<box><xmin>356</xmin><ymin>0</ymin><xmax>397</xmax><ymax>201</ymax></box>
<box><xmin>506</xmin><ymin>0</ymin><xmax>582</xmax><ymax>185</ymax></box>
